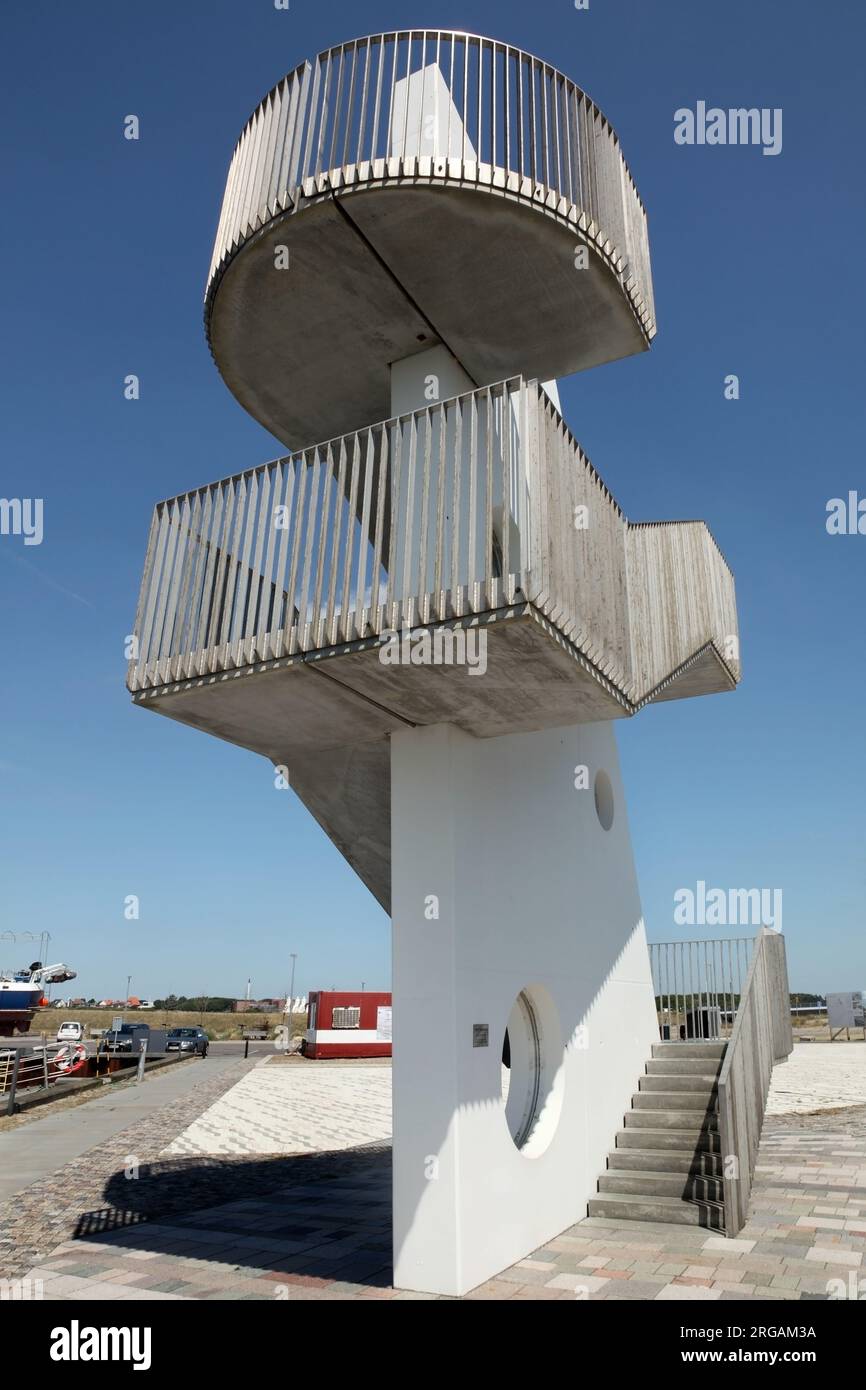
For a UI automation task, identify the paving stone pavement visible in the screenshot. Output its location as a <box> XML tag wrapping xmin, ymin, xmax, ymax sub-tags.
<box><xmin>766</xmin><ymin>1042</ymin><xmax>866</xmax><ymax>1114</ymax></box>
<box><xmin>165</xmin><ymin>1062</ymin><xmax>392</xmax><ymax>1156</ymax></box>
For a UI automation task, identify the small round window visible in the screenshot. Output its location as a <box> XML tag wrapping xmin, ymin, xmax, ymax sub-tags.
<box><xmin>594</xmin><ymin>769</ymin><xmax>614</xmax><ymax>831</ymax></box>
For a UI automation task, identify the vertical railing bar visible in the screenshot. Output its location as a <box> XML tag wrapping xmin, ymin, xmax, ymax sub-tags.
<box><xmin>385</xmin><ymin>33</ymin><xmax>398</xmax><ymax>162</ymax></box>
<box><xmin>327</xmin><ymin>45</ymin><xmax>346</xmax><ymax>172</ymax></box>
<box><xmin>462</xmin><ymin>36</ymin><xmax>469</xmax><ymax>163</ymax></box>
<box><xmin>325</xmin><ymin>438</ymin><xmax>347</xmax><ymax>643</ymax></box>
<box><xmin>315</xmin><ymin>49</ymin><xmax>334</xmax><ymax>174</ymax></box>
<box><xmin>504</xmin><ymin>43</ymin><xmax>511</xmax><ymax>172</ymax></box>
<box><xmin>370</xmin><ymin>34</ymin><xmax>386</xmax><ymax>163</ymax></box>
<box><xmin>484</xmin><ymin>385</ymin><xmax>494</xmax><ymax>601</ymax></box>
<box><xmin>433</xmin><ymin>399</ymin><xmax>447</xmax><ymax>617</ymax></box>
<box><xmin>467</xmin><ymin>389</ymin><xmax>478</xmax><ymax>599</ymax></box>
<box><xmin>491</xmin><ymin>40</ymin><xmax>497</xmax><ymax>168</ymax></box>
<box><xmin>342</xmin><ymin>41</ymin><xmax>358</xmax><ymax>168</ymax></box>
<box><xmin>284</xmin><ymin>456</ymin><xmax>308</xmax><ymax>653</ymax></box>
<box><xmin>179</xmin><ymin>486</ymin><xmax>213</xmax><ymax>677</ymax></box>
<box><xmin>192</xmin><ymin>485</ymin><xmax>224</xmax><ymax>671</ymax></box>
<box><xmin>341</xmin><ymin>433</ymin><xmax>362</xmax><ymax>640</ymax></box>
<box><xmin>203</xmin><ymin>481</ymin><xmax>235</xmax><ymax>663</ymax></box>
<box><xmin>234</xmin><ymin>471</ymin><xmax>260</xmax><ymax>658</ymax></box>
<box><xmin>446</xmin><ymin>32</ymin><xmax>455</xmax><ymax>157</ymax></box>
<box><xmin>310</xmin><ymin>443</ymin><xmax>334</xmax><ymax>647</ymax></box>
<box><xmin>354</xmin><ymin>38</ymin><xmax>371</xmax><ymax>166</ymax></box>
<box><xmin>417</xmin><ymin>406</ymin><xmax>432</xmax><ymax>612</ymax></box>
<box><xmin>356</xmin><ymin>427</ymin><xmax>376</xmax><ymax>636</ymax></box>
<box><xmin>170</xmin><ymin>490</ymin><xmax>203</xmax><ymax>676</ymax></box>
<box><xmin>152</xmin><ymin>499</ymin><xmax>185</xmax><ymax>677</ymax></box>
<box><xmin>400</xmin><ymin>414</ymin><xmax>417</xmax><ymax>625</ymax></box>
<box><xmin>271</xmin><ymin>457</ymin><xmax>296</xmax><ymax>653</ymax></box>
<box><xmin>254</xmin><ymin>463</ymin><xmax>280</xmax><ymax>658</ymax></box>
<box><xmin>218</xmin><ymin>475</ymin><xmax>248</xmax><ymax>661</ymax></box>
<box><xmin>297</xmin><ymin>450</ymin><xmax>322</xmax><ymax>649</ymax></box>
<box><xmin>450</xmin><ymin>396</ymin><xmax>463</xmax><ymax>614</ymax></box>
<box><xmin>400</xmin><ymin>30</ymin><xmax>412</xmax><ymax>159</ymax></box>
<box><xmin>370</xmin><ymin>425</ymin><xmax>388</xmax><ymax>624</ymax></box>
<box><xmin>476</xmin><ymin>37</ymin><xmax>482</xmax><ymax>165</ymax></box>
<box><xmin>386</xmin><ymin>420</ymin><xmax>403</xmax><ymax>622</ymax></box>
<box><xmin>418</xmin><ymin>32</ymin><xmax>427</xmax><ymax>157</ymax></box>
<box><xmin>529</xmin><ymin>56</ymin><xmax>538</xmax><ymax>184</ymax></box>
<box><xmin>502</xmin><ymin>383</ymin><xmax>512</xmax><ymax>595</ymax></box>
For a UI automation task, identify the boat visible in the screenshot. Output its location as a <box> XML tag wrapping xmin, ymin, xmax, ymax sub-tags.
<box><xmin>0</xmin><ymin>961</ymin><xmax>77</xmax><ymax>1037</ymax></box>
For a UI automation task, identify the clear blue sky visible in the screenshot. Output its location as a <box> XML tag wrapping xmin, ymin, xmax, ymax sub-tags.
<box><xmin>1</xmin><ymin>0</ymin><xmax>863</xmax><ymax>1000</ymax></box>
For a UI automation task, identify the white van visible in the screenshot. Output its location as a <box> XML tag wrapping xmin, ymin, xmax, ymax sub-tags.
<box><xmin>56</xmin><ymin>1020</ymin><xmax>84</xmax><ymax>1042</ymax></box>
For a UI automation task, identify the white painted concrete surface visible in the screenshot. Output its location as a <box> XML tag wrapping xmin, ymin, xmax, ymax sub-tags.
<box><xmin>767</xmin><ymin>1042</ymin><xmax>866</xmax><ymax>1114</ymax></box>
<box><xmin>390</xmin><ymin>720</ymin><xmax>659</xmax><ymax>1296</ymax></box>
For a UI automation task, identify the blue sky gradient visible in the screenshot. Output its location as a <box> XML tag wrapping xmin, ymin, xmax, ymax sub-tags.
<box><xmin>1</xmin><ymin>0</ymin><xmax>864</xmax><ymax>999</ymax></box>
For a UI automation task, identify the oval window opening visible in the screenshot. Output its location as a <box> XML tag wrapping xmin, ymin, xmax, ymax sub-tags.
<box><xmin>594</xmin><ymin>769</ymin><xmax>614</xmax><ymax>831</ymax></box>
<box><xmin>501</xmin><ymin>987</ymin><xmax>564</xmax><ymax>1156</ymax></box>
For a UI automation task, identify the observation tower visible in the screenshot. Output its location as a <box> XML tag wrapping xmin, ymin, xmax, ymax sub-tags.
<box><xmin>128</xmin><ymin>31</ymin><xmax>740</xmax><ymax>1295</ymax></box>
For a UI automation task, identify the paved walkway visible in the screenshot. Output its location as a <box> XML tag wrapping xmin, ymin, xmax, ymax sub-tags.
<box><xmin>4</xmin><ymin>1046</ymin><xmax>866</xmax><ymax>1300</ymax></box>
<box><xmin>166</xmin><ymin>1063</ymin><xmax>391</xmax><ymax>1156</ymax></box>
<box><xmin>0</xmin><ymin>1054</ymin><xmax>239</xmax><ymax>1205</ymax></box>
<box><xmin>766</xmin><ymin>1042</ymin><xmax>866</xmax><ymax>1114</ymax></box>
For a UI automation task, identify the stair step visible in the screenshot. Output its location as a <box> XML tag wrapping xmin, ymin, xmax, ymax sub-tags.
<box><xmin>632</xmin><ymin>1090</ymin><xmax>718</xmax><ymax>1111</ymax></box>
<box><xmin>617</xmin><ymin>1124</ymin><xmax>721</xmax><ymax>1150</ymax></box>
<box><xmin>587</xmin><ymin>1191</ymin><xmax>725</xmax><ymax>1228</ymax></box>
<box><xmin>639</xmin><ymin>1074</ymin><xmax>718</xmax><ymax>1093</ymax></box>
<box><xmin>646</xmin><ymin>1057</ymin><xmax>723</xmax><ymax>1077</ymax></box>
<box><xmin>652</xmin><ymin>1042</ymin><xmax>726</xmax><ymax>1060</ymax></box>
<box><xmin>609</xmin><ymin>1148</ymin><xmax>724</xmax><ymax>1176</ymax></box>
<box><xmin>599</xmin><ymin>1169</ymin><xmax>723</xmax><ymax>1201</ymax></box>
<box><xmin>624</xmin><ymin>1109</ymin><xmax>718</xmax><ymax>1133</ymax></box>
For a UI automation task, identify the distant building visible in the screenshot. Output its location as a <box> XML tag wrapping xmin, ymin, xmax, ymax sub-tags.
<box><xmin>232</xmin><ymin>998</ymin><xmax>282</xmax><ymax>1013</ymax></box>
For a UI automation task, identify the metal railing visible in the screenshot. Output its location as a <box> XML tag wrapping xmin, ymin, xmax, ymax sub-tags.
<box><xmin>650</xmin><ymin>937</ymin><xmax>754</xmax><ymax>1041</ymax></box>
<box><xmin>1</xmin><ymin>1044</ymin><xmax>67</xmax><ymax>1113</ymax></box>
<box><xmin>126</xmin><ymin>379</ymin><xmax>737</xmax><ymax>698</ymax></box>
<box><xmin>717</xmin><ymin>929</ymin><xmax>793</xmax><ymax>1234</ymax></box>
<box><xmin>206</xmin><ymin>30</ymin><xmax>654</xmax><ymax>332</ymax></box>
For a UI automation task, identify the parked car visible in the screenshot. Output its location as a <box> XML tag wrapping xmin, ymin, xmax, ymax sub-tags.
<box><xmin>98</xmin><ymin>1023</ymin><xmax>167</xmax><ymax>1055</ymax></box>
<box><xmin>165</xmin><ymin>1026</ymin><xmax>209</xmax><ymax>1057</ymax></box>
<box><xmin>56</xmin><ymin>1020</ymin><xmax>84</xmax><ymax>1043</ymax></box>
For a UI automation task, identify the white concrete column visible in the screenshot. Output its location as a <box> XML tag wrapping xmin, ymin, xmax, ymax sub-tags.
<box><xmin>390</xmin><ymin>719</ymin><xmax>658</xmax><ymax>1296</ymax></box>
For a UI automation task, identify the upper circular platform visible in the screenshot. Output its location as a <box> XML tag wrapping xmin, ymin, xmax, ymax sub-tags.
<box><xmin>205</xmin><ymin>31</ymin><xmax>657</xmax><ymax>449</ymax></box>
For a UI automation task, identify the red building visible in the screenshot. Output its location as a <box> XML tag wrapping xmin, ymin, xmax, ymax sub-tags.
<box><xmin>302</xmin><ymin>991</ymin><xmax>392</xmax><ymax>1059</ymax></box>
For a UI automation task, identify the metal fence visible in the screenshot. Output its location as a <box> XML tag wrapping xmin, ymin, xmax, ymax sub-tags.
<box><xmin>206</xmin><ymin>30</ymin><xmax>654</xmax><ymax>329</ymax></box>
<box><xmin>649</xmin><ymin>937</ymin><xmax>754</xmax><ymax>1041</ymax></box>
<box><xmin>0</xmin><ymin>1044</ymin><xmax>67</xmax><ymax>1113</ymax></box>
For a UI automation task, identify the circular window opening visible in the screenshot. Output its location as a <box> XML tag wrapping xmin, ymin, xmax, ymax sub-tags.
<box><xmin>501</xmin><ymin>987</ymin><xmax>564</xmax><ymax>1156</ymax></box>
<box><xmin>594</xmin><ymin>769</ymin><xmax>614</xmax><ymax>831</ymax></box>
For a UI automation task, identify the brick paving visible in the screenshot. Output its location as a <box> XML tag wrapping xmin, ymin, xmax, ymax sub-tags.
<box><xmin>3</xmin><ymin>1054</ymin><xmax>865</xmax><ymax>1301</ymax></box>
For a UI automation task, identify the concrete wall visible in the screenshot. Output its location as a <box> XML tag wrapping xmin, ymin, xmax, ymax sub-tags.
<box><xmin>390</xmin><ymin>719</ymin><xmax>658</xmax><ymax>1295</ymax></box>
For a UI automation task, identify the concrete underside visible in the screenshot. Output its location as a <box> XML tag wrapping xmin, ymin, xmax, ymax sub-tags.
<box><xmin>208</xmin><ymin>182</ymin><xmax>649</xmax><ymax>451</ymax></box>
<box><xmin>134</xmin><ymin>607</ymin><xmax>735</xmax><ymax>911</ymax></box>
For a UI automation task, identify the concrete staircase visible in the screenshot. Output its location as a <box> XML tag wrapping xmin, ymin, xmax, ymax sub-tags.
<box><xmin>588</xmin><ymin>1042</ymin><xmax>727</xmax><ymax>1230</ymax></box>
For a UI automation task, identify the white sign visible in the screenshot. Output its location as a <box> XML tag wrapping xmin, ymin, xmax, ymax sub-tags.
<box><xmin>111</xmin><ymin>1016</ymin><xmax>123</xmax><ymax>1032</ymax></box>
<box><xmin>827</xmin><ymin>993</ymin><xmax>865</xmax><ymax>1030</ymax></box>
<box><xmin>376</xmin><ymin>1006</ymin><xmax>392</xmax><ymax>1042</ymax></box>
